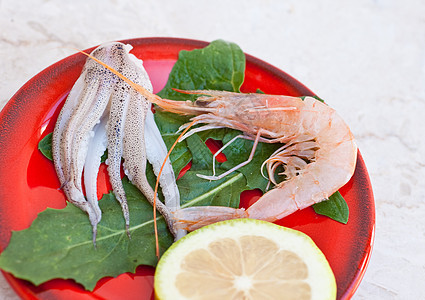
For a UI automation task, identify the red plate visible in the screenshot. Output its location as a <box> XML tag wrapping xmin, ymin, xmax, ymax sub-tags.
<box><xmin>0</xmin><ymin>38</ymin><xmax>374</xmax><ymax>299</ymax></box>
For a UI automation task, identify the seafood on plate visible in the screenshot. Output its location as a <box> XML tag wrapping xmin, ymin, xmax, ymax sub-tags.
<box><xmin>52</xmin><ymin>42</ymin><xmax>184</xmax><ymax>244</ymax></box>
<box><xmin>79</xmin><ymin>49</ymin><xmax>358</xmax><ymax>233</ymax></box>
<box><xmin>159</xmin><ymin>90</ymin><xmax>358</xmax><ymax>231</ymax></box>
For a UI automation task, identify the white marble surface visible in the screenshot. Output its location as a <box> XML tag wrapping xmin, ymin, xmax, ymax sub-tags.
<box><xmin>1</xmin><ymin>0</ymin><xmax>424</xmax><ymax>299</ymax></box>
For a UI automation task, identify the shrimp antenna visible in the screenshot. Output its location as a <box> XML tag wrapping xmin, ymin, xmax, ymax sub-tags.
<box><xmin>152</xmin><ymin>119</ymin><xmax>196</xmax><ymax>258</ymax></box>
<box><xmin>75</xmin><ymin>48</ymin><xmax>195</xmax><ymax>115</ymax></box>
<box><xmin>74</xmin><ymin>47</ymin><xmax>161</xmax><ymax>103</ymax></box>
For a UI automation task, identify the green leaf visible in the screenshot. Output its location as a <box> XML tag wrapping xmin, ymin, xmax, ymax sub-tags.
<box><xmin>153</xmin><ymin>110</ymin><xmax>191</xmax><ymax>176</ymax></box>
<box><xmin>154</xmin><ymin>39</ymin><xmax>246</xmax><ymax>176</ymax></box>
<box><xmin>0</xmin><ymin>178</ymin><xmax>173</xmax><ymax>290</ymax></box>
<box><xmin>38</xmin><ymin>133</ymin><xmax>53</xmax><ymax>160</ymax></box>
<box><xmin>38</xmin><ymin>132</ymin><xmax>108</xmax><ymax>163</ymax></box>
<box><xmin>185</xmin><ymin>134</ymin><xmax>213</xmax><ymax>171</ymax></box>
<box><xmin>179</xmin><ymin>171</ymin><xmax>246</xmax><ymax>209</ymax></box>
<box><xmin>300</xmin><ymin>95</ymin><xmax>325</xmax><ymax>103</ymax></box>
<box><xmin>157</xmin><ymin>39</ymin><xmax>245</xmax><ymax>100</ymax></box>
<box><xmin>219</xmin><ymin>131</ymin><xmax>282</xmax><ymax>191</ymax></box>
<box><xmin>100</xmin><ymin>150</ymin><xmax>108</xmax><ymax>164</ymax></box>
<box><xmin>0</xmin><ymin>164</ymin><xmax>247</xmax><ymax>290</ymax></box>
<box><xmin>313</xmin><ymin>191</ymin><xmax>349</xmax><ymax>224</ymax></box>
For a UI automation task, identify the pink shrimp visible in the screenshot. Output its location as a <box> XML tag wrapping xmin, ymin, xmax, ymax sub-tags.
<box><xmin>79</xmin><ymin>50</ymin><xmax>357</xmax><ymax>233</ymax></box>
<box><xmin>155</xmin><ymin>90</ymin><xmax>358</xmax><ymax>231</ymax></box>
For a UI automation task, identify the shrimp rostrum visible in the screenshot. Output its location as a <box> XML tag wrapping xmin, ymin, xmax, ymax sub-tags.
<box><xmin>82</xmin><ymin>52</ymin><xmax>358</xmax><ymax>232</ymax></box>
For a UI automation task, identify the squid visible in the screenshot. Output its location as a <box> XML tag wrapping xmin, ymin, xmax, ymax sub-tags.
<box><xmin>52</xmin><ymin>42</ymin><xmax>184</xmax><ymax>244</ymax></box>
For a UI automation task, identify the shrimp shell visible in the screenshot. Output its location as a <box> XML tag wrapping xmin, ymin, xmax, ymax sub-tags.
<box><xmin>160</xmin><ymin>92</ymin><xmax>357</xmax><ymax>230</ymax></box>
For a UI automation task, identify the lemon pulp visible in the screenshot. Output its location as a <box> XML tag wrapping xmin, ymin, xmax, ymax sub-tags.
<box><xmin>155</xmin><ymin>219</ymin><xmax>336</xmax><ymax>300</ymax></box>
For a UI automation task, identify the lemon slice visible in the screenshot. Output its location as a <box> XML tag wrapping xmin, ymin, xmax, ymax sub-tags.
<box><xmin>154</xmin><ymin>219</ymin><xmax>336</xmax><ymax>300</ymax></box>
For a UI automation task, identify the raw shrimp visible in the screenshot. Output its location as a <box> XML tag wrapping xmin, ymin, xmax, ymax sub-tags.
<box><xmin>79</xmin><ymin>51</ymin><xmax>357</xmax><ymax>232</ymax></box>
<box><xmin>156</xmin><ymin>90</ymin><xmax>358</xmax><ymax>231</ymax></box>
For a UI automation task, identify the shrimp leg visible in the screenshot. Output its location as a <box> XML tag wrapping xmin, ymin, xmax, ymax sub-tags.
<box><xmin>209</xmin><ymin>134</ymin><xmax>254</xmax><ymax>177</ymax></box>
<box><xmin>177</xmin><ymin>124</ymin><xmax>226</xmax><ymax>142</ymax></box>
<box><xmin>197</xmin><ymin>130</ymin><xmax>263</xmax><ymax>181</ymax></box>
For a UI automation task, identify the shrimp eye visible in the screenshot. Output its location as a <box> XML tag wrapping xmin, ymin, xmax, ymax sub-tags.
<box><xmin>194</xmin><ymin>99</ymin><xmax>210</xmax><ymax>107</ymax></box>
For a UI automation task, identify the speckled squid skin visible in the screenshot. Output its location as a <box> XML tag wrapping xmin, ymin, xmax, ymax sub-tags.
<box><xmin>122</xmin><ymin>86</ymin><xmax>177</xmax><ymax>237</ymax></box>
<box><xmin>52</xmin><ymin>42</ymin><xmax>180</xmax><ymax>242</ymax></box>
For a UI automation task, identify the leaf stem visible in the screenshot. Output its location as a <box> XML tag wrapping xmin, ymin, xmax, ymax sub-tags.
<box><xmin>181</xmin><ymin>173</ymin><xmax>244</xmax><ymax>208</ymax></box>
